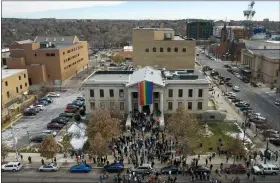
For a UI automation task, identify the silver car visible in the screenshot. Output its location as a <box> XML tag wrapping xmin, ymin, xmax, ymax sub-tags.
<box><xmin>39</xmin><ymin>163</ymin><xmax>59</xmax><ymax>172</ymax></box>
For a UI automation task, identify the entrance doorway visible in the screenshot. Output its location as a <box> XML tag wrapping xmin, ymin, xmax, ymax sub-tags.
<box><xmin>142</xmin><ymin>105</ymin><xmax>150</xmax><ymax>115</ymax></box>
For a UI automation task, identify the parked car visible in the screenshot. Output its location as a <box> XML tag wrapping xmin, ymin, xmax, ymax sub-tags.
<box><xmin>161</xmin><ymin>166</ymin><xmax>181</xmax><ymax>174</ymax></box>
<box><xmin>51</xmin><ymin>117</ymin><xmax>68</xmax><ymax>125</ymax></box>
<box><xmin>47</xmin><ymin>122</ymin><xmax>64</xmax><ymax>130</ymax></box>
<box><xmin>65</xmin><ymin>105</ymin><xmax>78</xmax><ymax>113</ymax></box>
<box><xmin>23</xmin><ymin>109</ymin><xmax>37</xmax><ymax>116</ymax></box>
<box><xmin>233</xmin><ymin>86</ymin><xmax>240</xmax><ymax>92</ymax></box>
<box><xmin>239</xmin><ymin>106</ymin><xmax>252</xmax><ymax>111</ymax></box>
<box><xmin>46</xmin><ymin>92</ymin><xmax>60</xmax><ymax>98</ymax></box>
<box><xmin>219</xmin><ymin>81</ymin><xmax>224</xmax><ymax>85</ymax></box>
<box><xmin>34</xmin><ymin>104</ymin><xmax>45</xmax><ymax>111</ymax></box>
<box><xmin>70</xmin><ymin>163</ymin><xmax>92</xmax><ymax>173</ymax></box>
<box><xmin>39</xmin><ymin>163</ymin><xmax>59</xmax><ymax>172</ymax></box>
<box><xmin>104</xmin><ymin>162</ymin><xmax>124</xmax><ymax>173</ymax></box>
<box><xmin>34</xmin><ymin>101</ymin><xmax>48</xmax><ymax>106</ymax></box>
<box><xmin>30</xmin><ymin>135</ymin><xmax>47</xmax><ymax>143</ymax></box>
<box><xmin>231</xmin><ymin>98</ymin><xmax>242</xmax><ymax>103</ymax></box>
<box><xmin>193</xmin><ymin>166</ymin><xmax>211</xmax><ymax>174</ymax></box>
<box><xmin>225</xmin><ymin>92</ymin><xmax>236</xmax><ymax>97</ymax></box>
<box><xmin>252</xmin><ymin>164</ymin><xmax>279</xmax><ymax>175</ymax></box>
<box><xmin>228</xmin><ymin>95</ymin><xmax>237</xmax><ymax>100</ymax></box>
<box><xmin>226</xmin><ymin>82</ymin><xmax>233</xmax><ymax>87</ymax></box>
<box><xmin>1</xmin><ymin>162</ymin><xmax>23</xmax><ymax>172</ymax></box>
<box><xmin>275</xmin><ymin>99</ymin><xmax>280</xmax><ymax>106</ymax></box>
<box><xmin>131</xmin><ymin>164</ymin><xmax>153</xmax><ymax>175</ymax></box>
<box><xmin>209</xmin><ymin>87</ymin><xmax>214</xmax><ymax>91</ymax></box>
<box><xmin>59</xmin><ymin>113</ymin><xmax>75</xmax><ymax>119</ymax></box>
<box><xmin>250</xmin><ymin>81</ymin><xmax>258</xmax><ymax>87</ymax></box>
<box><xmin>249</xmin><ymin>116</ymin><xmax>267</xmax><ymax>124</ymax></box>
<box><xmin>225</xmin><ymin>77</ymin><xmax>231</xmax><ymax>82</ymax></box>
<box><xmin>39</xmin><ymin>97</ymin><xmax>53</xmax><ymax>104</ymax></box>
<box><xmin>41</xmin><ymin>130</ymin><xmax>57</xmax><ymax>137</ymax></box>
<box><xmin>224</xmin><ymin>164</ymin><xmax>247</xmax><ymax>174</ymax></box>
<box><xmin>235</xmin><ymin>102</ymin><xmax>250</xmax><ymax>107</ymax></box>
<box><xmin>72</xmin><ymin>100</ymin><xmax>85</xmax><ymax>108</ymax></box>
<box><xmin>76</xmin><ymin>96</ymin><xmax>85</xmax><ymax>102</ymax></box>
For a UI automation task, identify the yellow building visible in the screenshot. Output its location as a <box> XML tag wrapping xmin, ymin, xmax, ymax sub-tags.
<box><xmin>2</xmin><ymin>69</ymin><xmax>29</xmax><ymax>109</ymax></box>
<box><xmin>132</xmin><ymin>27</ymin><xmax>196</xmax><ymax>69</ymax></box>
<box><xmin>7</xmin><ymin>36</ymin><xmax>89</xmax><ymax>85</ymax></box>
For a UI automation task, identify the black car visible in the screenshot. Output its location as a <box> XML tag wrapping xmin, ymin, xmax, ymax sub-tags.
<box><xmin>51</xmin><ymin>117</ymin><xmax>68</xmax><ymax>125</ymax></box>
<box><xmin>72</xmin><ymin>100</ymin><xmax>84</xmax><ymax>107</ymax></box>
<box><xmin>161</xmin><ymin>166</ymin><xmax>181</xmax><ymax>175</ymax></box>
<box><xmin>231</xmin><ymin>98</ymin><xmax>242</xmax><ymax>103</ymax></box>
<box><xmin>225</xmin><ymin>82</ymin><xmax>233</xmax><ymax>87</ymax></box>
<box><xmin>59</xmin><ymin>113</ymin><xmax>74</xmax><ymax>119</ymax></box>
<box><xmin>193</xmin><ymin>166</ymin><xmax>211</xmax><ymax>174</ymax></box>
<box><xmin>24</xmin><ymin>109</ymin><xmax>37</xmax><ymax>116</ymax></box>
<box><xmin>30</xmin><ymin>135</ymin><xmax>47</xmax><ymax>143</ymax></box>
<box><xmin>76</xmin><ymin>97</ymin><xmax>85</xmax><ymax>102</ymax></box>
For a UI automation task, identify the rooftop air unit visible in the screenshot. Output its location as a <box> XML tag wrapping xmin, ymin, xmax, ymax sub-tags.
<box><xmin>165</xmin><ymin>33</ymin><xmax>171</xmax><ymax>39</ymax></box>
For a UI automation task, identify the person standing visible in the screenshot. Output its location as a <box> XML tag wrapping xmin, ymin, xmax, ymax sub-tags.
<box><xmin>247</xmin><ymin>172</ymin><xmax>251</xmax><ymax>179</ymax></box>
<box><xmin>205</xmin><ymin>159</ymin><xmax>208</xmax><ymax>166</ymax></box>
<box><xmin>28</xmin><ymin>156</ymin><xmax>32</xmax><ymax>164</ymax></box>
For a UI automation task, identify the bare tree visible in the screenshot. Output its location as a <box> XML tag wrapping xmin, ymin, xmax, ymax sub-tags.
<box><xmin>227</xmin><ymin>134</ymin><xmax>247</xmax><ymax>164</ymax></box>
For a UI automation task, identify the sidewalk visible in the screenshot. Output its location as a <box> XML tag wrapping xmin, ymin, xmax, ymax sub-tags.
<box><xmin>211</xmin><ymin>85</ymin><xmax>280</xmax><ymax>153</ymax></box>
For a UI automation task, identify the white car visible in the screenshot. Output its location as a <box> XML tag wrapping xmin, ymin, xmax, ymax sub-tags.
<box><xmin>47</xmin><ymin>92</ymin><xmax>60</xmax><ymax>97</ymax></box>
<box><xmin>41</xmin><ymin>130</ymin><xmax>57</xmax><ymax>137</ymax></box>
<box><xmin>252</xmin><ymin>164</ymin><xmax>279</xmax><ymax>175</ymax></box>
<box><xmin>275</xmin><ymin>99</ymin><xmax>280</xmax><ymax>106</ymax></box>
<box><xmin>39</xmin><ymin>163</ymin><xmax>59</xmax><ymax>172</ymax></box>
<box><xmin>1</xmin><ymin>162</ymin><xmax>23</xmax><ymax>172</ymax></box>
<box><xmin>35</xmin><ymin>104</ymin><xmax>45</xmax><ymax>111</ymax></box>
<box><xmin>233</xmin><ymin>86</ymin><xmax>240</xmax><ymax>92</ymax></box>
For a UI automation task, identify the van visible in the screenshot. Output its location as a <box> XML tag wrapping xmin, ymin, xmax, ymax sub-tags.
<box><xmin>252</xmin><ymin>164</ymin><xmax>279</xmax><ymax>175</ymax></box>
<box><xmin>1</xmin><ymin>162</ymin><xmax>23</xmax><ymax>172</ymax></box>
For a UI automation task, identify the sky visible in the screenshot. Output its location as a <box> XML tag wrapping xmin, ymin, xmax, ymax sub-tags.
<box><xmin>2</xmin><ymin>1</ymin><xmax>280</xmax><ymax>21</ymax></box>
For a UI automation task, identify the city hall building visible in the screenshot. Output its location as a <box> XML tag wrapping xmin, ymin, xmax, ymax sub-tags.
<box><xmin>82</xmin><ymin>67</ymin><xmax>210</xmax><ymax>127</ymax></box>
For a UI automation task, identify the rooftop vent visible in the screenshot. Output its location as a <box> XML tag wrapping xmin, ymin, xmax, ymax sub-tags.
<box><xmin>61</xmin><ymin>38</ymin><xmax>64</xmax><ymax>41</ymax></box>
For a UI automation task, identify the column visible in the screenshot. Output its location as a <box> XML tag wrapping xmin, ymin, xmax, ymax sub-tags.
<box><xmin>128</xmin><ymin>92</ymin><xmax>132</xmax><ymax>113</ymax></box>
<box><xmin>138</xmin><ymin>103</ymin><xmax>142</xmax><ymax>112</ymax></box>
<box><xmin>160</xmin><ymin>92</ymin><xmax>164</xmax><ymax>116</ymax></box>
<box><xmin>150</xmin><ymin>103</ymin><xmax>154</xmax><ymax>114</ymax></box>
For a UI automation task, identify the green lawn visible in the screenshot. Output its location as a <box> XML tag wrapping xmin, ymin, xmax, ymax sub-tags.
<box><xmin>188</xmin><ymin>122</ymin><xmax>241</xmax><ymax>154</ymax></box>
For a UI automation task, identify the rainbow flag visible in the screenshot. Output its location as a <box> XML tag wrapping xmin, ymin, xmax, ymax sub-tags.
<box><xmin>138</xmin><ymin>81</ymin><xmax>153</xmax><ymax>106</ymax></box>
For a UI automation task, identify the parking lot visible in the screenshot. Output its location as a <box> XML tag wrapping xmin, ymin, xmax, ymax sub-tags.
<box><xmin>2</xmin><ymin>89</ymin><xmax>83</xmax><ymax>148</ymax></box>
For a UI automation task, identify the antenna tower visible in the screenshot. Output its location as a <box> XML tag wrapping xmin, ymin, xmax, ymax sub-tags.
<box><xmin>243</xmin><ymin>1</ymin><xmax>256</xmax><ymax>38</ymax></box>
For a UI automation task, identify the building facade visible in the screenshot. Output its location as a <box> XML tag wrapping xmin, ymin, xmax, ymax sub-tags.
<box><xmin>132</xmin><ymin>28</ymin><xmax>196</xmax><ymax>69</ymax></box>
<box><xmin>241</xmin><ymin>49</ymin><xmax>280</xmax><ymax>84</ymax></box>
<box><xmin>82</xmin><ymin>67</ymin><xmax>209</xmax><ymax>117</ymax></box>
<box><xmin>7</xmin><ymin>36</ymin><xmax>88</xmax><ymax>85</ymax></box>
<box><xmin>213</xmin><ymin>26</ymin><xmax>245</xmax><ymax>41</ymax></box>
<box><xmin>2</xmin><ymin>69</ymin><xmax>29</xmax><ymax>109</ymax></box>
<box><xmin>1</xmin><ymin>48</ymin><xmax>10</xmax><ymax>68</ymax></box>
<box><xmin>186</xmin><ymin>21</ymin><xmax>214</xmax><ymax>40</ymax></box>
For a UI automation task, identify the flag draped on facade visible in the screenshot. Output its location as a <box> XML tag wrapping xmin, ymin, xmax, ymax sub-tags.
<box><xmin>138</xmin><ymin>81</ymin><xmax>153</xmax><ymax>106</ymax></box>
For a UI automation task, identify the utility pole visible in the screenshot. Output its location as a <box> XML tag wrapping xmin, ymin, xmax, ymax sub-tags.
<box><xmin>11</xmin><ymin>124</ymin><xmax>19</xmax><ymax>161</ymax></box>
<box><xmin>264</xmin><ymin>138</ymin><xmax>269</xmax><ymax>164</ymax></box>
<box><xmin>243</xmin><ymin>112</ymin><xmax>248</xmax><ymax>144</ymax></box>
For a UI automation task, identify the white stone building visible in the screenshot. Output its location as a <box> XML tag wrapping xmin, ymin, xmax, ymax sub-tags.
<box><xmin>82</xmin><ymin>67</ymin><xmax>210</xmax><ymax>122</ymax></box>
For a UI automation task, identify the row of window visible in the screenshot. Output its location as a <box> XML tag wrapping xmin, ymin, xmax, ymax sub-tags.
<box><xmin>145</xmin><ymin>47</ymin><xmax>187</xmax><ymax>53</ymax></box>
<box><xmin>90</xmin><ymin>89</ymin><xmax>124</xmax><ymax>98</ymax></box>
<box><xmin>64</xmin><ymin>46</ymin><xmax>84</xmax><ymax>55</ymax></box>
<box><xmin>167</xmin><ymin>101</ymin><xmax>203</xmax><ymax>111</ymax></box>
<box><xmin>90</xmin><ymin>101</ymin><xmax>125</xmax><ymax>111</ymax></box>
<box><xmin>64</xmin><ymin>54</ymin><xmax>80</xmax><ymax>63</ymax></box>
<box><xmin>64</xmin><ymin>58</ymin><xmax>84</xmax><ymax>70</ymax></box>
<box><xmin>4</xmin><ymin>74</ymin><xmax>27</xmax><ymax>86</ymax></box>
<box><xmin>46</xmin><ymin>53</ymin><xmax>56</xmax><ymax>57</ymax></box>
<box><xmin>6</xmin><ymin>82</ymin><xmax>28</xmax><ymax>98</ymax></box>
<box><xmin>168</xmin><ymin>89</ymin><xmax>203</xmax><ymax>98</ymax></box>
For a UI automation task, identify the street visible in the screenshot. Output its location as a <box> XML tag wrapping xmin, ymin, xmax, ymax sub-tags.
<box><xmin>197</xmin><ymin>50</ymin><xmax>280</xmax><ymax>131</ymax></box>
<box><xmin>1</xmin><ymin>89</ymin><xmax>83</xmax><ymax>148</ymax></box>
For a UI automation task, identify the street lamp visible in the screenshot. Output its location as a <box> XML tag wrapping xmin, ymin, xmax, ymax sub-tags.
<box><xmin>11</xmin><ymin>124</ymin><xmax>19</xmax><ymax>161</ymax></box>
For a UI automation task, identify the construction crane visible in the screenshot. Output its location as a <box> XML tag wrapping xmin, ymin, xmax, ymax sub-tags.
<box><xmin>243</xmin><ymin>1</ymin><xmax>256</xmax><ymax>39</ymax></box>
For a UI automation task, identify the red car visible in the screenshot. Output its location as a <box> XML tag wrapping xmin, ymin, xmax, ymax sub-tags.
<box><xmin>224</xmin><ymin>164</ymin><xmax>247</xmax><ymax>174</ymax></box>
<box><xmin>65</xmin><ymin>105</ymin><xmax>78</xmax><ymax>113</ymax></box>
<box><xmin>47</xmin><ymin>122</ymin><xmax>64</xmax><ymax>130</ymax></box>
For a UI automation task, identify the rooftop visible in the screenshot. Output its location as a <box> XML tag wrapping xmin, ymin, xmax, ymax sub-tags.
<box><xmin>34</xmin><ymin>36</ymin><xmax>77</xmax><ymax>44</ymax></box>
<box><xmin>87</xmin><ymin>70</ymin><xmax>132</xmax><ymax>82</ymax></box>
<box><xmin>174</xmin><ymin>35</ymin><xmax>185</xmax><ymax>40</ymax></box>
<box><xmin>134</xmin><ymin>27</ymin><xmax>174</xmax><ymax>31</ymax></box>
<box><xmin>249</xmin><ymin>49</ymin><xmax>280</xmax><ymax>60</ymax></box>
<box><xmin>2</xmin><ymin>69</ymin><xmax>26</xmax><ymax>79</ymax></box>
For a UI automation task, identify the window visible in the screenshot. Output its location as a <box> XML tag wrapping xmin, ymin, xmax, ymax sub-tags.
<box><xmin>90</xmin><ymin>89</ymin><xmax>94</xmax><ymax>97</ymax></box>
<box><xmin>67</xmin><ymin>50</ymin><xmax>70</xmax><ymax>53</ymax></box>
<box><xmin>46</xmin><ymin>53</ymin><xmax>50</xmax><ymax>56</ymax></box>
<box><xmin>178</xmin><ymin>89</ymin><xmax>183</xmax><ymax>97</ymax></box>
<box><xmin>133</xmin><ymin>92</ymin><xmax>138</xmax><ymax>98</ymax></box>
<box><xmin>51</xmin><ymin>53</ymin><xmax>55</xmax><ymax>56</ymax></box>
<box><xmin>198</xmin><ymin>89</ymin><xmax>203</xmax><ymax>97</ymax></box>
<box><xmin>168</xmin><ymin>102</ymin><xmax>173</xmax><ymax>110</ymax></box>
<box><xmin>25</xmin><ymin>82</ymin><xmax>27</xmax><ymax>87</ymax></box>
<box><xmin>188</xmin><ymin>89</ymin><xmax>193</xmax><ymax>97</ymax></box>
<box><xmin>145</xmin><ymin>48</ymin><xmax>149</xmax><ymax>52</ymax></box>
<box><xmin>182</xmin><ymin>48</ymin><xmax>186</xmax><ymax>52</ymax></box>
<box><xmin>100</xmin><ymin>89</ymin><xmax>104</xmax><ymax>98</ymax></box>
<box><xmin>154</xmin><ymin>92</ymin><xmax>159</xmax><ymax>99</ymax></box>
<box><xmin>100</xmin><ymin>102</ymin><xmax>105</xmax><ymax>109</ymax></box>
<box><xmin>210</xmin><ymin>115</ymin><xmax>215</xmax><ymax>119</ymax></box>
<box><xmin>109</xmin><ymin>89</ymin><xmax>114</xmax><ymax>97</ymax></box>
<box><xmin>197</xmin><ymin>102</ymin><xmax>203</xmax><ymax>110</ymax></box>
<box><xmin>20</xmin><ymin>85</ymin><xmax>22</xmax><ymax>89</ymax></box>
<box><xmin>120</xmin><ymin>102</ymin><xmax>124</xmax><ymax>111</ymax></box>
<box><xmin>167</xmin><ymin>47</ymin><xmax>171</xmax><ymax>52</ymax></box>
<box><xmin>19</xmin><ymin>76</ymin><xmax>21</xmax><ymax>80</ymax></box>
<box><xmin>24</xmin><ymin>74</ymin><xmax>26</xmax><ymax>78</ymax></box>
<box><xmin>178</xmin><ymin>102</ymin><xmax>183</xmax><ymax>108</ymax></box>
<box><xmin>174</xmin><ymin>47</ymin><xmax>178</xmax><ymax>52</ymax></box>
<box><xmin>5</xmin><ymin>81</ymin><xmax>8</xmax><ymax>86</ymax></box>
<box><xmin>16</xmin><ymin>87</ymin><xmax>19</xmax><ymax>93</ymax></box>
<box><xmin>90</xmin><ymin>102</ymin><xmax>95</xmax><ymax>110</ymax></box>
<box><xmin>168</xmin><ymin>89</ymin><xmax>173</xmax><ymax>98</ymax></box>
<box><xmin>153</xmin><ymin>47</ymin><xmax>156</xmax><ymax>52</ymax></box>
<box><xmin>188</xmin><ymin>102</ymin><xmax>192</xmax><ymax>110</ymax></box>
<box><xmin>160</xmin><ymin>47</ymin><xmax>164</xmax><ymax>52</ymax></box>
<box><xmin>63</xmin><ymin>52</ymin><xmax>65</xmax><ymax>55</ymax></box>
<box><xmin>110</xmin><ymin>102</ymin><xmax>115</xmax><ymax>109</ymax></box>
<box><xmin>34</xmin><ymin>53</ymin><xmax>37</xmax><ymax>56</ymax></box>
<box><xmin>119</xmin><ymin>89</ymin><xmax>124</xmax><ymax>97</ymax></box>
<box><xmin>7</xmin><ymin>91</ymin><xmax>10</xmax><ymax>98</ymax></box>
